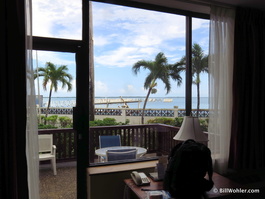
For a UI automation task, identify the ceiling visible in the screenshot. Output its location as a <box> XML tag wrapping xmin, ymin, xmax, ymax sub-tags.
<box><xmin>130</xmin><ymin>0</ymin><xmax>265</xmax><ymax>15</ymax></box>
<box><xmin>211</xmin><ymin>0</ymin><xmax>265</xmax><ymax>11</ymax></box>
<box><xmin>214</xmin><ymin>0</ymin><xmax>265</xmax><ymax>9</ymax></box>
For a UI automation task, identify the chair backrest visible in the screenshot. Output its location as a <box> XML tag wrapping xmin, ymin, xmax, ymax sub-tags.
<box><xmin>39</xmin><ymin>134</ymin><xmax>53</xmax><ymax>153</ymax></box>
<box><xmin>99</xmin><ymin>135</ymin><xmax>121</xmax><ymax>148</ymax></box>
<box><xmin>107</xmin><ymin>149</ymin><xmax>137</xmax><ymax>161</ymax></box>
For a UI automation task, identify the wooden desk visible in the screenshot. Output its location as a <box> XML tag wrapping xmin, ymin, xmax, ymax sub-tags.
<box><xmin>124</xmin><ymin>178</ymin><xmax>163</xmax><ymax>199</ymax></box>
<box><xmin>124</xmin><ymin>172</ymin><xmax>241</xmax><ymax>199</ymax></box>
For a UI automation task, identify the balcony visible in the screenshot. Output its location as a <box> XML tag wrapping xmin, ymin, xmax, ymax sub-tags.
<box><xmin>38</xmin><ymin>123</ymin><xmax>180</xmax><ymax>164</ymax></box>
<box><xmin>38</xmin><ymin>124</ymin><xmax>179</xmax><ymax>198</ymax></box>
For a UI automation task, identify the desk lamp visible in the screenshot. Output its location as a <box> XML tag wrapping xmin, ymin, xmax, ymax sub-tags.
<box><xmin>173</xmin><ymin>116</ymin><xmax>208</xmax><ymax>142</ymax></box>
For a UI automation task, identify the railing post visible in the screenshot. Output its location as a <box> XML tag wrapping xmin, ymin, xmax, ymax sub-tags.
<box><xmin>174</xmin><ymin>106</ymin><xmax>178</xmax><ymax>118</ymax></box>
<box><xmin>121</xmin><ymin>108</ymin><xmax>126</xmax><ymax>123</ymax></box>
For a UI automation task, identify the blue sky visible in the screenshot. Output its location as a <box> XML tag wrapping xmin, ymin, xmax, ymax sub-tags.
<box><xmin>32</xmin><ymin>0</ymin><xmax>209</xmax><ymax>98</ymax></box>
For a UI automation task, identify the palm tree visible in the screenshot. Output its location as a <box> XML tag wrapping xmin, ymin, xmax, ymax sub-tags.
<box><xmin>176</xmin><ymin>43</ymin><xmax>208</xmax><ymax>116</ymax></box>
<box><xmin>192</xmin><ymin>44</ymin><xmax>208</xmax><ymax>116</ymax></box>
<box><xmin>132</xmin><ymin>52</ymin><xmax>183</xmax><ymax>124</ymax></box>
<box><xmin>34</xmin><ymin>62</ymin><xmax>73</xmax><ymax>119</ymax></box>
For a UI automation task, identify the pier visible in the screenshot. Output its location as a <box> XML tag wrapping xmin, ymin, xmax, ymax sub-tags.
<box><xmin>95</xmin><ymin>97</ymin><xmax>142</xmax><ymax>108</ymax></box>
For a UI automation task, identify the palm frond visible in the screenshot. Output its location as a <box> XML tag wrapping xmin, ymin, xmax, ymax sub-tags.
<box><xmin>132</xmin><ymin>60</ymin><xmax>153</xmax><ymax>75</ymax></box>
<box><xmin>144</xmin><ymin>73</ymin><xmax>156</xmax><ymax>90</ymax></box>
<box><xmin>159</xmin><ymin>74</ymin><xmax>171</xmax><ymax>94</ymax></box>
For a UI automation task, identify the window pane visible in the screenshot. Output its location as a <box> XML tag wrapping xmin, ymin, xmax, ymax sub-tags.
<box><xmin>192</xmin><ymin>18</ymin><xmax>209</xmax><ymax>123</ymax></box>
<box><xmin>33</xmin><ymin>50</ymin><xmax>76</xmax><ymax>124</ymax></box>
<box><xmin>91</xmin><ymin>2</ymin><xmax>186</xmax><ymax>165</ymax></box>
<box><xmin>32</xmin><ymin>0</ymin><xmax>82</xmax><ymax>40</ymax></box>
<box><xmin>34</xmin><ymin>50</ymin><xmax>77</xmax><ymax>197</ymax></box>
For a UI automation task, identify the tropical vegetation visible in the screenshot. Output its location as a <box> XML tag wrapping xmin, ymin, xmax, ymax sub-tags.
<box><xmin>34</xmin><ymin>62</ymin><xmax>73</xmax><ymax>120</ymax></box>
<box><xmin>89</xmin><ymin>118</ymin><xmax>130</xmax><ymax>126</ymax></box>
<box><xmin>132</xmin><ymin>52</ymin><xmax>184</xmax><ymax>124</ymax></box>
<box><xmin>177</xmin><ymin>43</ymin><xmax>208</xmax><ymax>116</ymax></box>
<box><xmin>38</xmin><ymin>115</ymin><xmax>73</xmax><ymax>129</ymax></box>
<box><xmin>147</xmin><ymin>117</ymin><xmax>208</xmax><ymax>131</ymax></box>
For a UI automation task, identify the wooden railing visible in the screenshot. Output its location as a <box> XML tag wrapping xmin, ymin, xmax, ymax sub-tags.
<box><xmin>38</xmin><ymin>124</ymin><xmax>180</xmax><ymax>163</ymax></box>
<box><xmin>38</xmin><ymin>128</ymin><xmax>77</xmax><ymax>162</ymax></box>
<box><xmin>89</xmin><ymin>124</ymin><xmax>180</xmax><ymax>163</ymax></box>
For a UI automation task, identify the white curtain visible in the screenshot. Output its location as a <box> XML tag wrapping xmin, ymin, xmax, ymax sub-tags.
<box><xmin>25</xmin><ymin>0</ymin><xmax>40</xmax><ymax>198</ymax></box>
<box><xmin>208</xmin><ymin>6</ymin><xmax>235</xmax><ymax>174</ymax></box>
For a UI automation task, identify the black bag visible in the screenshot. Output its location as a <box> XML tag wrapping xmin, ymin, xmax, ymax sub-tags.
<box><xmin>163</xmin><ymin>139</ymin><xmax>214</xmax><ymax>199</ymax></box>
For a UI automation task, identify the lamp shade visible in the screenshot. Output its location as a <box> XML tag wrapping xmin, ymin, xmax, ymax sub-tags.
<box><xmin>173</xmin><ymin>116</ymin><xmax>208</xmax><ymax>142</ymax></box>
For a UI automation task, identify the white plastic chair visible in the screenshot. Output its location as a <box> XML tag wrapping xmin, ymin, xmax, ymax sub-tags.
<box><xmin>38</xmin><ymin>134</ymin><xmax>57</xmax><ymax>175</ymax></box>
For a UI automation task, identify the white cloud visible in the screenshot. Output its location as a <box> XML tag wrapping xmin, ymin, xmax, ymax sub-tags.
<box><xmin>192</xmin><ymin>18</ymin><xmax>209</xmax><ymax>30</ymax></box>
<box><xmin>95</xmin><ymin>80</ymin><xmax>109</xmax><ymax>96</ymax></box>
<box><xmin>32</xmin><ymin>1</ymin><xmax>209</xmax><ymax>98</ymax></box>
<box><xmin>32</xmin><ymin>0</ymin><xmax>82</xmax><ymax>39</ymax></box>
<box><xmin>93</xmin><ymin>4</ymin><xmax>186</xmax><ymax>48</ymax></box>
<box><xmin>33</xmin><ymin>51</ymin><xmax>76</xmax><ymax>67</ymax></box>
<box><xmin>94</xmin><ymin>47</ymin><xmax>143</xmax><ymax>68</ymax></box>
<box><xmin>94</xmin><ymin>35</ymin><xmax>110</xmax><ymax>46</ymax></box>
<box><xmin>119</xmin><ymin>85</ymin><xmax>138</xmax><ymax>95</ymax></box>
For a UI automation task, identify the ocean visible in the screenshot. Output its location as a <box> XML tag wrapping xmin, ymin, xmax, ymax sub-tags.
<box><xmin>41</xmin><ymin>97</ymin><xmax>209</xmax><ymax>109</ymax></box>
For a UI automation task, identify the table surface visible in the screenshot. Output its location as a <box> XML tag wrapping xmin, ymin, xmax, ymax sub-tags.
<box><xmin>95</xmin><ymin>146</ymin><xmax>147</xmax><ymax>157</ymax></box>
<box><xmin>124</xmin><ymin>172</ymin><xmax>242</xmax><ymax>199</ymax></box>
<box><xmin>124</xmin><ymin>178</ymin><xmax>163</xmax><ymax>199</ymax></box>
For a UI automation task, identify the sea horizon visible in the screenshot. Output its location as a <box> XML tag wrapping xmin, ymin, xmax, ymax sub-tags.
<box><xmin>40</xmin><ymin>96</ymin><xmax>209</xmax><ymax>109</ymax></box>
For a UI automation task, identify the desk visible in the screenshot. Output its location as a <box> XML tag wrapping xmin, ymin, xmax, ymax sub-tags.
<box><xmin>124</xmin><ymin>178</ymin><xmax>163</xmax><ymax>199</ymax></box>
<box><xmin>124</xmin><ymin>172</ymin><xmax>241</xmax><ymax>199</ymax></box>
<box><xmin>95</xmin><ymin>146</ymin><xmax>147</xmax><ymax>162</ymax></box>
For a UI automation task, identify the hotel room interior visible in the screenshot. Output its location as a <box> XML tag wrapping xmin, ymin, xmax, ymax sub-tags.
<box><xmin>2</xmin><ymin>0</ymin><xmax>265</xmax><ymax>198</ymax></box>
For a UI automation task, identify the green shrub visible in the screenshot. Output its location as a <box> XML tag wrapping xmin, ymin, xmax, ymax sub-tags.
<box><xmin>45</xmin><ymin>115</ymin><xmax>58</xmax><ymax>126</ymax></box>
<box><xmin>173</xmin><ymin>117</ymin><xmax>208</xmax><ymax>131</ymax></box>
<box><xmin>39</xmin><ymin>115</ymin><xmax>46</xmax><ymax>124</ymax></box>
<box><xmin>59</xmin><ymin>116</ymin><xmax>72</xmax><ymax>128</ymax></box>
<box><xmin>89</xmin><ymin>118</ymin><xmax>130</xmax><ymax>126</ymax></box>
<box><xmin>122</xmin><ymin>119</ymin><xmax>130</xmax><ymax>125</ymax></box>
<box><xmin>38</xmin><ymin>124</ymin><xmax>57</xmax><ymax>129</ymax></box>
<box><xmin>89</xmin><ymin>118</ymin><xmax>116</xmax><ymax>126</ymax></box>
<box><xmin>173</xmin><ymin>117</ymin><xmax>184</xmax><ymax>127</ymax></box>
<box><xmin>147</xmin><ymin>117</ymin><xmax>175</xmax><ymax>125</ymax></box>
<box><xmin>199</xmin><ymin>118</ymin><xmax>208</xmax><ymax>131</ymax></box>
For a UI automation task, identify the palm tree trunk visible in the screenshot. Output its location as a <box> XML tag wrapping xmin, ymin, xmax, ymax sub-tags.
<box><xmin>45</xmin><ymin>84</ymin><xmax>53</xmax><ymax>124</ymax></box>
<box><xmin>141</xmin><ymin>87</ymin><xmax>152</xmax><ymax>124</ymax></box>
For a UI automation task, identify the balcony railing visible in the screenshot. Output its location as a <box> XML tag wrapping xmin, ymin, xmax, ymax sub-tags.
<box><xmin>38</xmin><ymin>128</ymin><xmax>77</xmax><ymax>162</ymax></box>
<box><xmin>89</xmin><ymin>124</ymin><xmax>180</xmax><ymax>162</ymax></box>
<box><xmin>38</xmin><ymin>124</ymin><xmax>180</xmax><ymax>163</ymax></box>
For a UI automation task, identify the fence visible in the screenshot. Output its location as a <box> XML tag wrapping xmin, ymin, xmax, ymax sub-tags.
<box><xmin>39</xmin><ymin>107</ymin><xmax>209</xmax><ymax>124</ymax></box>
<box><xmin>38</xmin><ymin>128</ymin><xmax>77</xmax><ymax>162</ymax></box>
<box><xmin>89</xmin><ymin>124</ymin><xmax>180</xmax><ymax>162</ymax></box>
<box><xmin>38</xmin><ymin>124</ymin><xmax>180</xmax><ymax>163</ymax></box>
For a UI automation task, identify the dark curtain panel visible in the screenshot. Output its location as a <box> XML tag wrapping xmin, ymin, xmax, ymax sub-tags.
<box><xmin>0</xmin><ymin>0</ymin><xmax>28</xmax><ymax>198</ymax></box>
<box><xmin>230</xmin><ymin>7</ymin><xmax>265</xmax><ymax>170</ymax></box>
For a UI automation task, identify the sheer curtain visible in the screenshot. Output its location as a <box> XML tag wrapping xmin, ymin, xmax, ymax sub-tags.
<box><xmin>25</xmin><ymin>0</ymin><xmax>39</xmax><ymax>198</ymax></box>
<box><xmin>208</xmin><ymin>6</ymin><xmax>235</xmax><ymax>174</ymax></box>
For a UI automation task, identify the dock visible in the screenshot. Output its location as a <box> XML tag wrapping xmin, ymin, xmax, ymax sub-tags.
<box><xmin>95</xmin><ymin>98</ymin><xmax>142</xmax><ymax>108</ymax></box>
